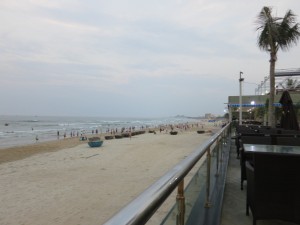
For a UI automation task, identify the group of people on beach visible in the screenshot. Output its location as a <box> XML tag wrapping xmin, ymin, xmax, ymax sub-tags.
<box><xmin>33</xmin><ymin>120</ymin><xmax>226</xmax><ymax>144</ymax></box>
<box><xmin>158</xmin><ymin>123</ymin><xmax>203</xmax><ymax>133</ymax></box>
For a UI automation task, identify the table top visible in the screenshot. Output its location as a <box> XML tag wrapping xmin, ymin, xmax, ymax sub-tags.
<box><xmin>244</xmin><ymin>144</ymin><xmax>300</xmax><ymax>155</ymax></box>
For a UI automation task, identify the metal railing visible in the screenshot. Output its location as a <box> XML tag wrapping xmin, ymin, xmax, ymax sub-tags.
<box><xmin>103</xmin><ymin>123</ymin><xmax>231</xmax><ymax>225</ymax></box>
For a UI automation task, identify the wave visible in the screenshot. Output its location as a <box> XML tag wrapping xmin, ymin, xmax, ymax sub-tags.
<box><xmin>0</xmin><ymin>115</ymin><xmax>204</xmax><ymax>148</ymax></box>
<box><xmin>19</xmin><ymin>120</ymin><xmax>39</xmax><ymax>122</ymax></box>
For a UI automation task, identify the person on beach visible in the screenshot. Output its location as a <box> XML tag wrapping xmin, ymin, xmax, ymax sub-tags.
<box><xmin>35</xmin><ymin>135</ymin><xmax>39</xmax><ymax>142</ymax></box>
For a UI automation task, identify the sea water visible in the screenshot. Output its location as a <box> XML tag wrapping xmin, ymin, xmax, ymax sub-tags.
<box><xmin>0</xmin><ymin>115</ymin><xmax>201</xmax><ymax>149</ymax></box>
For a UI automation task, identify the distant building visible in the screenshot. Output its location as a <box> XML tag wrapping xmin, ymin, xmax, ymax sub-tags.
<box><xmin>205</xmin><ymin>113</ymin><xmax>214</xmax><ymax>119</ymax></box>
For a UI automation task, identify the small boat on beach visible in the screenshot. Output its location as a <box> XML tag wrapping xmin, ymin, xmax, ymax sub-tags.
<box><xmin>88</xmin><ymin>140</ymin><xmax>103</xmax><ymax>147</ymax></box>
<box><xmin>122</xmin><ymin>133</ymin><xmax>130</xmax><ymax>138</ymax></box>
<box><xmin>105</xmin><ymin>135</ymin><xmax>114</xmax><ymax>140</ymax></box>
<box><xmin>88</xmin><ymin>137</ymin><xmax>103</xmax><ymax>147</ymax></box>
<box><xmin>197</xmin><ymin>130</ymin><xmax>205</xmax><ymax>134</ymax></box>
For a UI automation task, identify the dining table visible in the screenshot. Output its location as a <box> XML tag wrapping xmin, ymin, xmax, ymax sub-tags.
<box><xmin>243</xmin><ymin>143</ymin><xmax>300</xmax><ymax>155</ymax></box>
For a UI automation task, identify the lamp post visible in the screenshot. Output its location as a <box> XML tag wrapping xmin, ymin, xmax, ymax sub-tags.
<box><xmin>239</xmin><ymin>72</ymin><xmax>244</xmax><ymax>125</ymax></box>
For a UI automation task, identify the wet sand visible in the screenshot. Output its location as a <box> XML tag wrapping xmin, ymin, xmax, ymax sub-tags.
<box><xmin>0</xmin><ymin>138</ymin><xmax>84</xmax><ymax>164</ymax></box>
<box><xmin>0</xmin><ymin>125</ymin><xmax>219</xmax><ymax>225</ymax></box>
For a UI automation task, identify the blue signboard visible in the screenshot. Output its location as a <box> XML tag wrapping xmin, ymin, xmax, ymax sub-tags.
<box><xmin>228</xmin><ymin>103</ymin><xmax>281</xmax><ymax>107</ymax></box>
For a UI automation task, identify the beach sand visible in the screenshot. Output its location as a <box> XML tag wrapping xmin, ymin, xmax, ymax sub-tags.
<box><xmin>0</xmin><ymin>125</ymin><xmax>219</xmax><ymax>225</ymax></box>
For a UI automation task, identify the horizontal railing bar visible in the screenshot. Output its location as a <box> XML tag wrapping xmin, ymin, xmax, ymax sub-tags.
<box><xmin>103</xmin><ymin>124</ymin><xmax>230</xmax><ymax>225</ymax></box>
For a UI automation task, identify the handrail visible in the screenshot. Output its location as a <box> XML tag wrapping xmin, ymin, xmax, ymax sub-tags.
<box><xmin>103</xmin><ymin>123</ymin><xmax>231</xmax><ymax>225</ymax></box>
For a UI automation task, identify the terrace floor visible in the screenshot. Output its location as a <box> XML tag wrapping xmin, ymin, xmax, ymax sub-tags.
<box><xmin>220</xmin><ymin>138</ymin><xmax>298</xmax><ymax>225</ymax></box>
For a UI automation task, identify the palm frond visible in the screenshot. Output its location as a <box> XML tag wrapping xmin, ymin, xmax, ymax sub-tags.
<box><xmin>257</xmin><ymin>26</ymin><xmax>271</xmax><ymax>51</ymax></box>
<box><xmin>255</xmin><ymin>6</ymin><xmax>272</xmax><ymax>28</ymax></box>
<box><xmin>277</xmin><ymin>10</ymin><xmax>300</xmax><ymax>51</ymax></box>
<box><xmin>256</xmin><ymin>6</ymin><xmax>300</xmax><ymax>53</ymax></box>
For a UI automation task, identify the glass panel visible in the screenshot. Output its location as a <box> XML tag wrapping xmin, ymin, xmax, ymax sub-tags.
<box><xmin>160</xmin><ymin>145</ymin><xmax>220</xmax><ymax>225</ymax></box>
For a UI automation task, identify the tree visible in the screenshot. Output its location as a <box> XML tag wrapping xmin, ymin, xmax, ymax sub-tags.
<box><xmin>256</xmin><ymin>6</ymin><xmax>300</xmax><ymax>127</ymax></box>
<box><xmin>254</xmin><ymin>106</ymin><xmax>265</xmax><ymax>121</ymax></box>
<box><xmin>279</xmin><ymin>78</ymin><xmax>300</xmax><ymax>90</ymax></box>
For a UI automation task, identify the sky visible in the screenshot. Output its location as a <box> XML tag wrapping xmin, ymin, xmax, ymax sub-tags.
<box><xmin>1</xmin><ymin>0</ymin><xmax>300</xmax><ymax>118</ymax></box>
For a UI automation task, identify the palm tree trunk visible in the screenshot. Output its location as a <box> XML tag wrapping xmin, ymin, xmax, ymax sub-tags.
<box><xmin>268</xmin><ymin>52</ymin><xmax>276</xmax><ymax>127</ymax></box>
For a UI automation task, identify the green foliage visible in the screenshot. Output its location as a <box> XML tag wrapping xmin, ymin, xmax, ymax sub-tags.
<box><xmin>254</xmin><ymin>107</ymin><xmax>265</xmax><ymax>120</ymax></box>
<box><xmin>279</xmin><ymin>78</ymin><xmax>300</xmax><ymax>90</ymax></box>
<box><xmin>223</xmin><ymin>113</ymin><xmax>229</xmax><ymax>119</ymax></box>
<box><xmin>256</xmin><ymin>7</ymin><xmax>300</xmax><ymax>54</ymax></box>
<box><xmin>265</xmin><ymin>98</ymin><xmax>269</xmax><ymax>110</ymax></box>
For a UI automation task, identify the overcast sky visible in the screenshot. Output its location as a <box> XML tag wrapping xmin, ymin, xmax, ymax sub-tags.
<box><xmin>1</xmin><ymin>0</ymin><xmax>300</xmax><ymax>118</ymax></box>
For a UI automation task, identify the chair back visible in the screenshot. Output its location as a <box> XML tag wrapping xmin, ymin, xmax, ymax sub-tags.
<box><xmin>247</xmin><ymin>153</ymin><xmax>300</xmax><ymax>224</ymax></box>
<box><xmin>276</xmin><ymin>136</ymin><xmax>300</xmax><ymax>146</ymax></box>
<box><xmin>241</xmin><ymin>136</ymin><xmax>272</xmax><ymax>145</ymax></box>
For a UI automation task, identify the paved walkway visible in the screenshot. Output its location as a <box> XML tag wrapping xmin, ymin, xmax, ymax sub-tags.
<box><xmin>220</xmin><ymin>139</ymin><xmax>297</xmax><ymax>225</ymax></box>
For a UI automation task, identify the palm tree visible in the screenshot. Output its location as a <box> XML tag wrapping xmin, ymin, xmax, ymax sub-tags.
<box><xmin>256</xmin><ymin>6</ymin><xmax>300</xmax><ymax>127</ymax></box>
<box><xmin>283</xmin><ymin>78</ymin><xmax>300</xmax><ymax>90</ymax></box>
<box><xmin>277</xmin><ymin>78</ymin><xmax>300</xmax><ymax>92</ymax></box>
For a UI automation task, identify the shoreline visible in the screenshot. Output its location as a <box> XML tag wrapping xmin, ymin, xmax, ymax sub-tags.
<box><xmin>0</xmin><ymin>137</ymin><xmax>86</xmax><ymax>164</ymax></box>
<box><xmin>0</xmin><ymin>116</ymin><xmax>223</xmax><ymax>149</ymax></box>
<box><xmin>0</xmin><ymin>122</ymin><xmax>219</xmax><ymax>164</ymax></box>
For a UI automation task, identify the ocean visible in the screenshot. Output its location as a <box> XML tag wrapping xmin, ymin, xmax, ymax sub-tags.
<box><xmin>0</xmin><ymin>115</ymin><xmax>202</xmax><ymax>149</ymax></box>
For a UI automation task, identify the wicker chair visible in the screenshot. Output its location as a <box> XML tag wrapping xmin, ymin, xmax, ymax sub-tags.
<box><xmin>276</xmin><ymin>136</ymin><xmax>300</xmax><ymax>146</ymax></box>
<box><xmin>239</xmin><ymin>136</ymin><xmax>272</xmax><ymax>190</ymax></box>
<box><xmin>246</xmin><ymin>154</ymin><xmax>300</xmax><ymax>225</ymax></box>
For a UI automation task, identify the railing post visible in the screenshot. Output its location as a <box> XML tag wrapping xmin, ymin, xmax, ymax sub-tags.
<box><xmin>219</xmin><ymin>130</ymin><xmax>226</xmax><ymax>174</ymax></box>
<box><xmin>221</xmin><ymin>128</ymin><xmax>227</xmax><ymax>160</ymax></box>
<box><xmin>224</xmin><ymin>128</ymin><xmax>228</xmax><ymax>145</ymax></box>
<box><xmin>205</xmin><ymin>147</ymin><xmax>212</xmax><ymax>208</ymax></box>
<box><xmin>216</xmin><ymin>137</ymin><xmax>220</xmax><ymax>176</ymax></box>
<box><xmin>176</xmin><ymin>180</ymin><xmax>185</xmax><ymax>225</ymax></box>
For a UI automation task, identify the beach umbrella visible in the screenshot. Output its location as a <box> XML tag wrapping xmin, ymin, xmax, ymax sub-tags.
<box><xmin>279</xmin><ymin>90</ymin><xmax>299</xmax><ymax>130</ymax></box>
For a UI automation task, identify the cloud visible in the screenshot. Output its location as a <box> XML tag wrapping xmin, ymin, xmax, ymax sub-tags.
<box><xmin>1</xmin><ymin>0</ymin><xmax>300</xmax><ymax>116</ymax></box>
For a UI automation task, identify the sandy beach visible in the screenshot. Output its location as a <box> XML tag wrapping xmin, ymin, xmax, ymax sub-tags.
<box><xmin>0</xmin><ymin>124</ymin><xmax>219</xmax><ymax>225</ymax></box>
